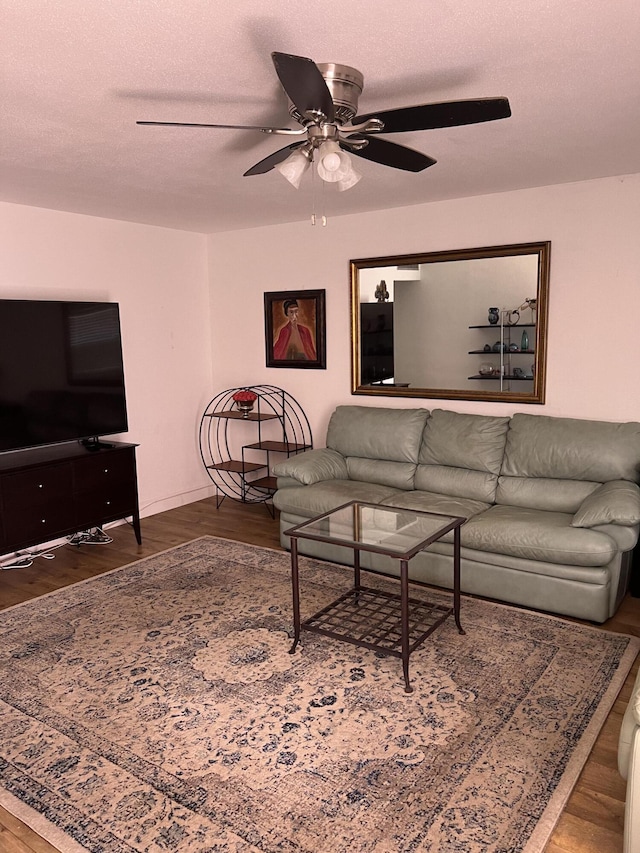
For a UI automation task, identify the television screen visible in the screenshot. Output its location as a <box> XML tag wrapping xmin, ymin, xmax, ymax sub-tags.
<box><xmin>0</xmin><ymin>300</ymin><xmax>128</xmax><ymax>453</ymax></box>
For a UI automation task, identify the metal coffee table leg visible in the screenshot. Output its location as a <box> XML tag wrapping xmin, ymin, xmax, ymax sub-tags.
<box><xmin>289</xmin><ymin>536</ymin><xmax>301</xmax><ymax>653</ymax></box>
<box><xmin>353</xmin><ymin>547</ymin><xmax>361</xmax><ymax>603</ymax></box>
<box><xmin>453</xmin><ymin>526</ymin><xmax>465</xmax><ymax>635</ymax></box>
<box><xmin>400</xmin><ymin>559</ymin><xmax>413</xmax><ymax>693</ymax></box>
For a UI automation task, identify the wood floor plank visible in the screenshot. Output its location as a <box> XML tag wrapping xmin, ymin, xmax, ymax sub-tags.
<box><xmin>548</xmin><ymin>810</ymin><xmax>625</xmax><ymax>853</ymax></box>
<box><xmin>0</xmin><ymin>496</ymin><xmax>636</xmax><ymax>853</ymax></box>
<box><xmin>562</xmin><ymin>786</ymin><xmax>625</xmax><ymax>835</ymax></box>
<box><xmin>0</xmin><ymin>808</ymin><xmax>60</xmax><ymax>853</ymax></box>
<box><xmin>574</xmin><ymin>762</ymin><xmax>626</xmax><ymax>803</ymax></box>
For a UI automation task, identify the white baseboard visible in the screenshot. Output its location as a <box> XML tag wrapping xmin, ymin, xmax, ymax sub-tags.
<box><xmin>138</xmin><ymin>485</ymin><xmax>216</xmax><ymax>518</ymax></box>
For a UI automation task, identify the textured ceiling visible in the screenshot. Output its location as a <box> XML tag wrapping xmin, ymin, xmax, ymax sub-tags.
<box><xmin>4</xmin><ymin>0</ymin><xmax>640</xmax><ymax>233</ymax></box>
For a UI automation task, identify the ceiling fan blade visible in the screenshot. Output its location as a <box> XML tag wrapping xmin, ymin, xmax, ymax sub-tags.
<box><xmin>243</xmin><ymin>142</ymin><xmax>306</xmax><ymax>176</ymax></box>
<box><xmin>353</xmin><ymin>97</ymin><xmax>511</xmax><ymax>133</ymax></box>
<box><xmin>344</xmin><ymin>135</ymin><xmax>436</xmax><ymax>172</ymax></box>
<box><xmin>136</xmin><ymin>120</ymin><xmax>298</xmax><ymax>133</ymax></box>
<box><xmin>271</xmin><ymin>51</ymin><xmax>335</xmax><ymax>122</ymax></box>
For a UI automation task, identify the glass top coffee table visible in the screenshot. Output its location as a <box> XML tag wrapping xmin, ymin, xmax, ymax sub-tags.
<box><xmin>285</xmin><ymin>500</ymin><xmax>466</xmax><ymax>693</ymax></box>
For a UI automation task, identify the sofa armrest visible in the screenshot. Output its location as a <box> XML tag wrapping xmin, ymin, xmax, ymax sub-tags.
<box><xmin>572</xmin><ymin>480</ymin><xmax>640</xmax><ymax>528</ymax></box>
<box><xmin>272</xmin><ymin>448</ymin><xmax>348</xmax><ymax>486</ymax></box>
<box><xmin>625</xmin><ymin>729</ymin><xmax>640</xmax><ymax>853</ymax></box>
<box><xmin>620</xmin><ymin>669</ymin><xmax>640</xmax><ymax>779</ymax></box>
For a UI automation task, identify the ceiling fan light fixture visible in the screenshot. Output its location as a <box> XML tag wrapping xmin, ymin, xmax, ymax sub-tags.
<box><xmin>275</xmin><ymin>147</ymin><xmax>311</xmax><ymax>189</ymax></box>
<box><xmin>316</xmin><ymin>140</ymin><xmax>353</xmax><ymax>183</ymax></box>
<box><xmin>337</xmin><ymin>160</ymin><xmax>362</xmax><ymax>191</ymax></box>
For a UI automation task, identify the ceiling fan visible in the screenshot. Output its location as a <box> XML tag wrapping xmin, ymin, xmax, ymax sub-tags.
<box><xmin>137</xmin><ymin>51</ymin><xmax>511</xmax><ymax>191</ymax></box>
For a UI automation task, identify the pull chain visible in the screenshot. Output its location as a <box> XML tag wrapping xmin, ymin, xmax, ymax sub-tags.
<box><xmin>310</xmin><ymin>165</ymin><xmax>327</xmax><ymax>226</ymax></box>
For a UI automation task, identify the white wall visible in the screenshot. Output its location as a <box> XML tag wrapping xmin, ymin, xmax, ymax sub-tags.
<box><xmin>207</xmin><ymin>173</ymin><xmax>640</xmax><ymax>444</ymax></box>
<box><xmin>2</xmin><ymin>173</ymin><xmax>638</xmax><ymax>524</ymax></box>
<box><xmin>0</xmin><ymin>202</ymin><xmax>214</xmax><ymax>517</ymax></box>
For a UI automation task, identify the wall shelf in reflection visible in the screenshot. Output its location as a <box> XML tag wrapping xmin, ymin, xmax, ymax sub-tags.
<box><xmin>468</xmin><ymin>349</ymin><xmax>535</xmax><ymax>355</ymax></box>
<box><xmin>468</xmin><ymin>323</ymin><xmax>536</xmax><ymax>329</ymax></box>
<box><xmin>468</xmin><ymin>375</ymin><xmax>534</xmax><ymax>381</ymax></box>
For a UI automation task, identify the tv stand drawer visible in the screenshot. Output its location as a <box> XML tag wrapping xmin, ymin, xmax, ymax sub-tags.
<box><xmin>3</xmin><ymin>464</ymin><xmax>74</xmax><ymax>508</ymax></box>
<box><xmin>0</xmin><ymin>441</ymin><xmax>141</xmax><ymax>555</ymax></box>
<box><xmin>3</xmin><ymin>504</ymin><xmax>78</xmax><ymax>545</ymax></box>
<box><xmin>73</xmin><ymin>448</ymin><xmax>136</xmax><ymax>490</ymax></box>
<box><xmin>75</xmin><ymin>485</ymin><xmax>137</xmax><ymax>528</ymax></box>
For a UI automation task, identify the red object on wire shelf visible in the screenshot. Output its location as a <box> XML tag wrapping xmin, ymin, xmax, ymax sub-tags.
<box><xmin>232</xmin><ymin>390</ymin><xmax>258</xmax><ymax>403</ymax></box>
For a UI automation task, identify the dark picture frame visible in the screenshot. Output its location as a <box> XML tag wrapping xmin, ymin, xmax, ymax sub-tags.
<box><xmin>264</xmin><ymin>289</ymin><xmax>326</xmax><ymax>369</ymax></box>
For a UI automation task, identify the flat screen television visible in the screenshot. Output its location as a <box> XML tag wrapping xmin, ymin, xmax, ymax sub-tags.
<box><xmin>0</xmin><ymin>300</ymin><xmax>128</xmax><ymax>453</ymax></box>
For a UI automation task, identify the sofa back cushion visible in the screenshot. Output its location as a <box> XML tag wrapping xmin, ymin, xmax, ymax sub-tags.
<box><xmin>497</xmin><ymin>413</ymin><xmax>640</xmax><ymax>512</ymax></box>
<box><xmin>415</xmin><ymin>409</ymin><xmax>511</xmax><ymax>502</ymax></box>
<box><xmin>495</xmin><ymin>477</ymin><xmax>600</xmax><ymax>513</ymax></box>
<box><xmin>501</xmin><ymin>413</ymin><xmax>640</xmax><ymax>483</ymax></box>
<box><xmin>326</xmin><ymin>405</ymin><xmax>430</xmax><ymax>490</ymax></box>
<box><xmin>327</xmin><ymin>406</ymin><xmax>430</xmax><ymax>461</ymax></box>
<box><xmin>346</xmin><ymin>458</ymin><xmax>417</xmax><ymax>490</ymax></box>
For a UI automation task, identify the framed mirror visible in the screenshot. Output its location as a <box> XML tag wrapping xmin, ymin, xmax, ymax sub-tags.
<box><xmin>350</xmin><ymin>241</ymin><xmax>550</xmax><ymax>404</ymax></box>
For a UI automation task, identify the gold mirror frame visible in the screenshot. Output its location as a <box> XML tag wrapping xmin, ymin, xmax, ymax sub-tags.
<box><xmin>350</xmin><ymin>241</ymin><xmax>550</xmax><ymax>404</ymax></box>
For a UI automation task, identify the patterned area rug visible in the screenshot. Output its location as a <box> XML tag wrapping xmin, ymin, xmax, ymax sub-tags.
<box><xmin>0</xmin><ymin>536</ymin><xmax>637</xmax><ymax>853</ymax></box>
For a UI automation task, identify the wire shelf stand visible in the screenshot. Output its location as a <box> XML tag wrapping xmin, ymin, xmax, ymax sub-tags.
<box><xmin>199</xmin><ymin>385</ymin><xmax>312</xmax><ymax>512</ymax></box>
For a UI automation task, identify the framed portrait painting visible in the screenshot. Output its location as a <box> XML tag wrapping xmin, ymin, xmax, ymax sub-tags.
<box><xmin>264</xmin><ymin>289</ymin><xmax>326</xmax><ymax>369</ymax></box>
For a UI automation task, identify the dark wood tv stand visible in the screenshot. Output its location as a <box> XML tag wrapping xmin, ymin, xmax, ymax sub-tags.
<box><xmin>0</xmin><ymin>440</ymin><xmax>141</xmax><ymax>557</ymax></box>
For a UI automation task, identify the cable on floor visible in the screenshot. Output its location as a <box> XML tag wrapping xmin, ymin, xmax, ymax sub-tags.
<box><xmin>1</xmin><ymin>527</ymin><xmax>114</xmax><ymax>570</ymax></box>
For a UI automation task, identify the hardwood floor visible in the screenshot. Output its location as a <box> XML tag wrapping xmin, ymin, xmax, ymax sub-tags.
<box><xmin>0</xmin><ymin>496</ymin><xmax>638</xmax><ymax>853</ymax></box>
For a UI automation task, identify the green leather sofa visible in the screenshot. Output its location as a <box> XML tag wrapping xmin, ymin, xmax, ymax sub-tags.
<box><xmin>273</xmin><ymin>406</ymin><xmax>640</xmax><ymax>623</ymax></box>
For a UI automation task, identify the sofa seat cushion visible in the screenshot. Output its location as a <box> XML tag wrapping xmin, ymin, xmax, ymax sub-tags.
<box><xmin>426</xmin><ymin>539</ymin><xmax>615</xmax><ymax>585</ymax></box>
<box><xmin>460</xmin><ymin>505</ymin><xmax>618</xmax><ymax>566</ymax></box>
<box><xmin>591</xmin><ymin>523</ymin><xmax>639</xmax><ymax>552</ymax></box>
<box><xmin>382</xmin><ymin>490</ymin><xmax>491</xmax><ymax>521</ymax></box>
<box><xmin>273</xmin><ymin>480</ymin><xmax>403</xmax><ymax>519</ymax></box>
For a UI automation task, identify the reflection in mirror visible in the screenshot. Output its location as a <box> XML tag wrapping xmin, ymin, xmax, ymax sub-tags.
<box><xmin>351</xmin><ymin>242</ymin><xmax>550</xmax><ymax>404</ymax></box>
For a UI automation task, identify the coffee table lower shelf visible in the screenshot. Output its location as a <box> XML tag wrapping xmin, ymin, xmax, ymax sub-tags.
<box><xmin>301</xmin><ymin>585</ymin><xmax>453</xmax><ymax>660</ymax></box>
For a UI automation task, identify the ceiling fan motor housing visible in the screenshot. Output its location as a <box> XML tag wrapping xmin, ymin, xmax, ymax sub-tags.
<box><xmin>287</xmin><ymin>63</ymin><xmax>364</xmax><ymax>125</ymax></box>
